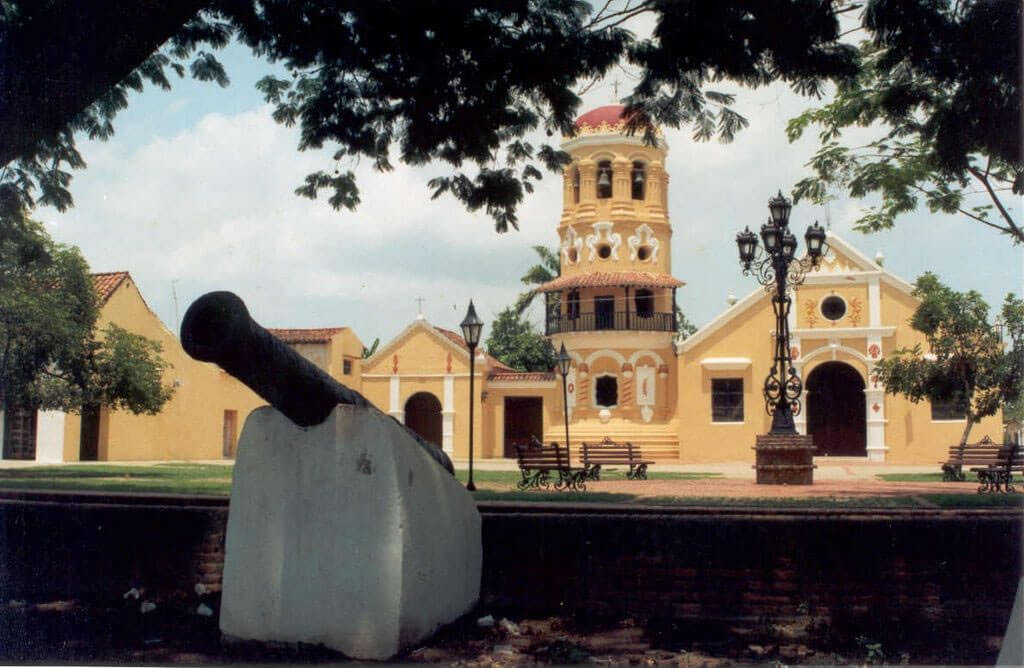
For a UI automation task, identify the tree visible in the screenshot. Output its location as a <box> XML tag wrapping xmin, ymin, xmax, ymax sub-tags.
<box><xmin>1</xmin><ymin>0</ymin><xmax>862</xmax><ymax>231</ymax></box>
<box><xmin>788</xmin><ymin>0</ymin><xmax>1022</xmax><ymax>243</ymax></box>
<box><xmin>0</xmin><ymin>209</ymin><xmax>173</xmax><ymax>415</ymax></box>
<box><xmin>674</xmin><ymin>301</ymin><xmax>698</xmax><ymax>340</ymax></box>
<box><xmin>873</xmin><ymin>273</ymin><xmax>1023</xmax><ymax>446</ymax></box>
<box><xmin>361</xmin><ymin>337</ymin><xmax>380</xmax><ymax>359</ymax></box>
<box><xmin>514</xmin><ymin>246</ymin><xmax>561</xmax><ymax>315</ymax></box>
<box><xmin>485</xmin><ymin>306</ymin><xmax>557</xmax><ymax>373</ymax></box>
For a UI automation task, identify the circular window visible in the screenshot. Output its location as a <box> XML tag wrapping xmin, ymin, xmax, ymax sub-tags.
<box><xmin>637</xmin><ymin>245</ymin><xmax>651</xmax><ymax>261</ymax></box>
<box><xmin>821</xmin><ymin>295</ymin><xmax>846</xmax><ymax>321</ymax></box>
<box><xmin>597</xmin><ymin>244</ymin><xmax>612</xmax><ymax>259</ymax></box>
<box><xmin>567</xmin><ymin>248</ymin><xmax>578</xmax><ymax>263</ymax></box>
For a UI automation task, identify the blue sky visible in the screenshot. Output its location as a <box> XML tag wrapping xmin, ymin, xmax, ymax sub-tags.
<box><xmin>39</xmin><ymin>37</ymin><xmax>1023</xmax><ymax>350</ymax></box>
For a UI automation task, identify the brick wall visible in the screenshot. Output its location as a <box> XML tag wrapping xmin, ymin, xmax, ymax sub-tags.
<box><xmin>0</xmin><ymin>493</ymin><xmax>1019</xmax><ymax>641</ymax></box>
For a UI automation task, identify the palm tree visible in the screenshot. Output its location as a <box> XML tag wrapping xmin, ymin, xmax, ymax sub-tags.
<box><xmin>514</xmin><ymin>245</ymin><xmax>560</xmax><ymax>315</ymax></box>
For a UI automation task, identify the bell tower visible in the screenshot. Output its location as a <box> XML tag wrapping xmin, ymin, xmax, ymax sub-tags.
<box><xmin>537</xmin><ymin>105</ymin><xmax>683</xmax><ymax>457</ymax></box>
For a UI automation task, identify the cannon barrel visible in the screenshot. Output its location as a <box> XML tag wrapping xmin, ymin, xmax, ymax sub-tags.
<box><xmin>181</xmin><ymin>291</ymin><xmax>454</xmax><ymax>474</ymax></box>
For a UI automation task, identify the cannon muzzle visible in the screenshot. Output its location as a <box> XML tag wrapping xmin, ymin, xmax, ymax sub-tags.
<box><xmin>181</xmin><ymin>291</ymin><xmax>454</xmax><ymax>474</ymax></box>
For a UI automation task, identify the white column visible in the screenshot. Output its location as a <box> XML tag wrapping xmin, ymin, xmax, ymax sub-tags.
<box><xmin>864</xmin><ymin>382</ymin><xmax>888</xmax><ymax>462</ymax></box>
<box><xmin>441</xmin><ymin>375</ymin><xmax>455</xmax><ymax>456</ymax></box>
<box><xmin>35</xmin><ymin>410</ymin><xmax>65</xmax><ymax>463</ymax></box>
<box><xmin>868</xmin><ymin>277</ymin><xmax>881</xmax><ymax>327</ymax></box>
<box><xmin>388</xmin><ymin>376</ymin><xmax>404</xmax><ymax>422</ymax></box>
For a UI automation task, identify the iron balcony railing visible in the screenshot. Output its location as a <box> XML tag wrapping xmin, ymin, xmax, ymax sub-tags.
<box><xmin>545</xmin><ymin>311</ymin><xmax>675</xmax><ymax>335</ymax></box>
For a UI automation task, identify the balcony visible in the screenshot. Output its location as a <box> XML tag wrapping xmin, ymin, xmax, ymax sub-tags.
<box><xmin>545</xmin><ymin>311</ymin><xmax>675</xmax><ymax>335</ymax></box>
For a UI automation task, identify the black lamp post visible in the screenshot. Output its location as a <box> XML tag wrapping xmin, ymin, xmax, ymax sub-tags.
<box><xmin>736</xmin><ymin>190</ymin><xmax>826</xmax><ymax>434</ymax></box>
<box><xmin>460</xmin><ymin>301</ymin><xmax>483</xmax><ymax>491</ymax></box>
<box><xmin>557</xmin><ymin>343</ymin><xmax>572</xmax><ymax>460</ymax></box>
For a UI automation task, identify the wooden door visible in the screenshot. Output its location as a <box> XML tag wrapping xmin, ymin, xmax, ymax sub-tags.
<box><xmin>504</xmin><ymin>397</ymin><xmax>543</xmax><ymax>457</ymax></box>
<box><xmin>807</xmin><ymin>362</ymin><xmax>866</xmax><ymax>457</ymax></box>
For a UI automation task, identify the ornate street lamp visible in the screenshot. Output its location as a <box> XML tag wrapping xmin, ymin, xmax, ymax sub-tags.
<box><xmin>557</xmin><ymin>343</ymin><xmax>572</xmax><ymax>462</ymax></box>
<box><xmin>460</xmin><ymin>301</ymin><xmax>483</xmax><ymax>491</ymax></box>
<box><xmin>736</xmin><ymin>191</ymin><xmax>826</xmax><ymax>434</ymax></box>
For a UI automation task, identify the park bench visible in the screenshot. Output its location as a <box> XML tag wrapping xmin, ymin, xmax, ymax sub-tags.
<box><xmin>939</xmin><ymin>435</ymin><xmax>1002</xmax><ymax>481</ymax></box>
<box><xmin>581</xmin><ymin>437</ymin><xmax>654</xmax><ymax>480</ymax></box>
<box><xmin>514</xmin><ymin>437</ymin><xmax>591</xmax><ymax>491</ymax></box>
<box><xmin>971</xmin><ymin>443</ymin><xmax>1024</xmax><ymax>493</ymax></box>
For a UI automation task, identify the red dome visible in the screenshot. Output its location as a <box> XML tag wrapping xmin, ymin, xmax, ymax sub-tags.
<box><xmin>574</xmin><ymin>104</ymin><xmax>627</xmax><ymax>129</ymax></box>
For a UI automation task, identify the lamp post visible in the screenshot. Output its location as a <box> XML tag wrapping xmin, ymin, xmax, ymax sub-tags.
<box><xmin>736</xmin><ymin>190</ymin><xmax>826</xmax><ymax>434</ymax></box>
<box><xmin>557</xmin><ymin>343</ymin><xmax>572</xmax><ymax>460</ymax></box>
<box><xmin>460</xmin><ymin>301</ymin><xmax>483</xmax><ymax>491</ymax></box>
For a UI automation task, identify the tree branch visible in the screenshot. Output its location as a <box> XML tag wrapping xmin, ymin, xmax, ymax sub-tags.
<box><xmin>0</xmin><ymin>0</ymin><xmax>210</xmax><ymax>166</ymax></box>
<box><xmin>967</xmin><ymin>165</ymin><xmax>1024</xmax><ymax>243</ymax></box>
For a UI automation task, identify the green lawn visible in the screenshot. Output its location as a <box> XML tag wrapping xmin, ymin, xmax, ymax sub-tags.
<box><xmin>0</xmin><ymin>464</ymin><xmax>1020</xmax><ymax>509</ymax></box>
<box><xmin>0</xmin><ymin>463</ymin><xmax>234</xmax><ymax>495</ymax></box>
<box><xmin>876</xmin><ymin>473</ymin><xmax>948</xmax><ymax>482</ymax></box>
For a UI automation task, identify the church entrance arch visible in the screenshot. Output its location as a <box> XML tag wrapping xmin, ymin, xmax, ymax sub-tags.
<box><xmin>404</xmin><ymin>392</ymin><xmax>442</xmax><ymax>448</ymax></box>
<box><xmin>806</xmin><ymin>362</ymin><xmax>866</xmax><ymax>457</ymax></box>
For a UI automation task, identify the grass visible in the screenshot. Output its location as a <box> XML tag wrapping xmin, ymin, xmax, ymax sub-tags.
<box><xmin>876</xmin><ymin>473</ymin><xmax>948</xmax><ymax>482</ymax></box>
<box><xmin>0</xmin><ymin>463</ymin><xmax>1021</xmax><ymax>509</ymax></box>
<box><xmin>0</xmin><ymin>463</ymin><xmax>233</xmax><ymax>495</ymax></box>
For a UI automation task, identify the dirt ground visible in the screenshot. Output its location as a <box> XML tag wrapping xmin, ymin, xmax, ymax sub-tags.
<box><xmin>583</xmin><ymin>476</ymin><xmax>982</xmax><ymax>499</ymax></box>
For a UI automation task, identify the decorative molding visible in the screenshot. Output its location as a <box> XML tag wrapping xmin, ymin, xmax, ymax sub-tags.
<box><xmin>627</xmin><ymin>223</ymin><xmax>660</xmax><ymax>262</ymax></box>
<box><xmin>700</xmin><ymin>357</ymin><xmax>752</xmax><ymax>370</ymax></box>
<box><xmin>585</xmin><ymin>221</ymin><xmax>622</xmax><ymax>261</ymax></box>
<box><xmin>561</xmin><ymin>225</ymin><xmax>582</xmax><ymax>265</ymax></box>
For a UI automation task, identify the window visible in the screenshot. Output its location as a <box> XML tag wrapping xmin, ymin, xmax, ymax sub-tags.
<box><xmin>631</xmin><ymin>161</ymin><xmax>646</xmax><ymax>200</ymax></box>
<box><xmin>635</xmin><ymin>289</ymin><xmax>654</xmax><ymax>318</ymax></box>
<box><xmin>567</xmin><ymin>290</ymin><xmax>580</xmax><ymax>319</ymax></box>
<box><xmin>595</xmin><ymin>375</ymin><xmax>618</xmax><ymax>407</ymax></box>
<box><xmin>821</xmin><ymin>295</ymin><xmax>846</xmax><ymax>321</ymax></box>
<box><xmin>712</xmin><ymin>378</ymin><xmax>744</xmax><ymax>422</ymax></box>
<box><xmin>343</xmin><ymin>359</ymin><xmax>352</xmax><ymax>375</ymax></box>
<box><xmin>597</xmin><ymin>243</ymin><xmax>612</xmax><ymax>259</ymax></box>
<box><xmin>596</xmin><ymin>161</ymin><xmax>612</xmax><ymax>198</ymax></box>
<box><xmin>931</xmin><ymin>395</ymin><xmax>967</xmax><ymax>421</ymax></box>
<box><xmin>572</xmin><ymin>167</ymin><xmax>580</xmax><ymax>204</ymax></box>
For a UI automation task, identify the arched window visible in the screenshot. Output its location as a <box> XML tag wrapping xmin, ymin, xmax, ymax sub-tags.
<box><xmin>595</xmin><ymin>375</ymin><xmax>618</xmax><ymax>408</ymax></box>
<box><xmin>596</xmin><ymin>160</ymin><xmax>612</xmax><ymax>199</ymax></box>
<box><xmin>635</xmin><ymin>289</ymin><xmax>654</xmax><ymax>318</ymax></box>
<box><xmin>631</xmin><ymin>161</ymin><xmax>646</xmax><ymax>200</ymax></box>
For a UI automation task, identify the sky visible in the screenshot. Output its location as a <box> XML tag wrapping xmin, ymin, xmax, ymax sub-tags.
<box><xmin>39</xmin><ymin>25</ymin><xmax>1023</xmax><ymax>352</ymax></box>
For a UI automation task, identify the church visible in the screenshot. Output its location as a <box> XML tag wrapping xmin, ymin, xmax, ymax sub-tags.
<box><xmin>1</xmin><ymin>105</ymin><xmax>1002</xmax><ymax>464</ymax></box>
<box><xmin>359</xmin><ymin>104</ymin><xmax>1002</xmax><ymax>466</ymax></box>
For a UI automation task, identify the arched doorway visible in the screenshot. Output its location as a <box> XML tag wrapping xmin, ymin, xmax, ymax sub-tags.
<box><xmin>806</xmin><ymin>362</ymin><xmax>866</xmax><ymax>457</ymax></box>
<box><xmin>404</xmin><ymin>392</ymin><xmax>442</xmax><ymax>448</ymax></box>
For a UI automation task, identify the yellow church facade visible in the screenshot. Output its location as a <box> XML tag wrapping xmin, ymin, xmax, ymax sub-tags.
<box><xmin>0</xmin><ymin>105</ymin><xmax>1002</xmax><ymax>465</ymax></box>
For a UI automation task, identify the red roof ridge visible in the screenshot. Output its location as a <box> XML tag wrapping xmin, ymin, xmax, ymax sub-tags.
<box><xmin>91</xmin><ymin>271</ymin><xmax>131</xmax><ymax>304</ymax></box>
<box><xmin>267</xmin><ymin>327</ymin><xmax>348</xmax><ymax>344</ymax></box>
<box><xmin>433</xmin><ymin>325</ymin><xmax>514</xmax><ymax>372</ymax></box>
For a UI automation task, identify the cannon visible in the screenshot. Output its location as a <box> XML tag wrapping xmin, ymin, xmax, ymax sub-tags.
<box><xmin>180</xmin><ymin>290</ymin><xmax>454</xmax><ymax>474</ymax></box>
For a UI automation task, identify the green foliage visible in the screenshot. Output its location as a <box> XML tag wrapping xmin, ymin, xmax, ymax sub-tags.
<box><xmin>674</xmin><ymin>301</ymin><xmax>698</xmax><ymax>339</ymax></box>
<box><xmin>361</xmin><ymin>337</ymin><xmax>380</xmax><ymax>359</ymax></box>
<box><xmin>485</xmin><ymin>306</ymin><xmax>557</xmax><ymax>372</ymax></box>
<box><xmin>0</xmin><ymin>205</ymin><xmax>173</xmax><ymax>414</ymax></box>
<box><xmin>514</xmin><ymin>246</ymin><xmax>561</xmax><ymax>315</ymax></box>
<box><xmin>2</xmin><ymin>0</ymin><xmax>865</xmax><ymax>232</ymax></box>
<box><xmin>788</xmin><ymin>0</ymin><xmax>1022</xmax><ymax>243</ymax></box>
<box><xmin>873</xmin><ymin>273</ymin><xmax>1023</xmax><ymax>444</ymax></box>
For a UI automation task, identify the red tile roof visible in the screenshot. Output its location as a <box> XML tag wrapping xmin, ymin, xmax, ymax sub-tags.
<box><xmin>91</xmin><ymin>271</ymin><xmax>130</xmax><ymax>304</ymax></box>
<box><xmin>536</xmin><ymin>271</ymin><xmax>684</xmax><ymax>292</ymax></box>
<box><xmin>267</xmin><ymin>327</ymin><xmax>347</xmax><ymax>344</ymax></box>
<box><xmin>575</xmin><ymin>104</ymin><xmax>627</xmax><ymax>129</ymax></box>
<box><xmin>434</xmin><ymin>326</ymin><xmax>514</xmax><ymax>372</ymax></box>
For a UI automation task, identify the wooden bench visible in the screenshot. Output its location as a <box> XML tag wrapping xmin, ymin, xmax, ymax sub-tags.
<box><xmin>514</xmin><ymin>437</ymin><xmax>590</xmax><ymax>491</ymax></box>
<box><xmin>581</xmin><ymin>437</ymin><xmax>654</xmax><ymax>480</ymax></box>
<box><xmin>940</xmin><ymin>435</ymin><xmax>1001</xmax><ymax>481</ymax></box>
<box><xmin>971</xmin><ymin>443</ymin><xmax>1024</xmax><ymax>493</ymax></box>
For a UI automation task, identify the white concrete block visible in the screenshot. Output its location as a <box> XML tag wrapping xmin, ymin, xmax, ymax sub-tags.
<box><xmin>220</xmin><ymin>405</ymin><xmax>481</xmax><ymax>660</ymax></box>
